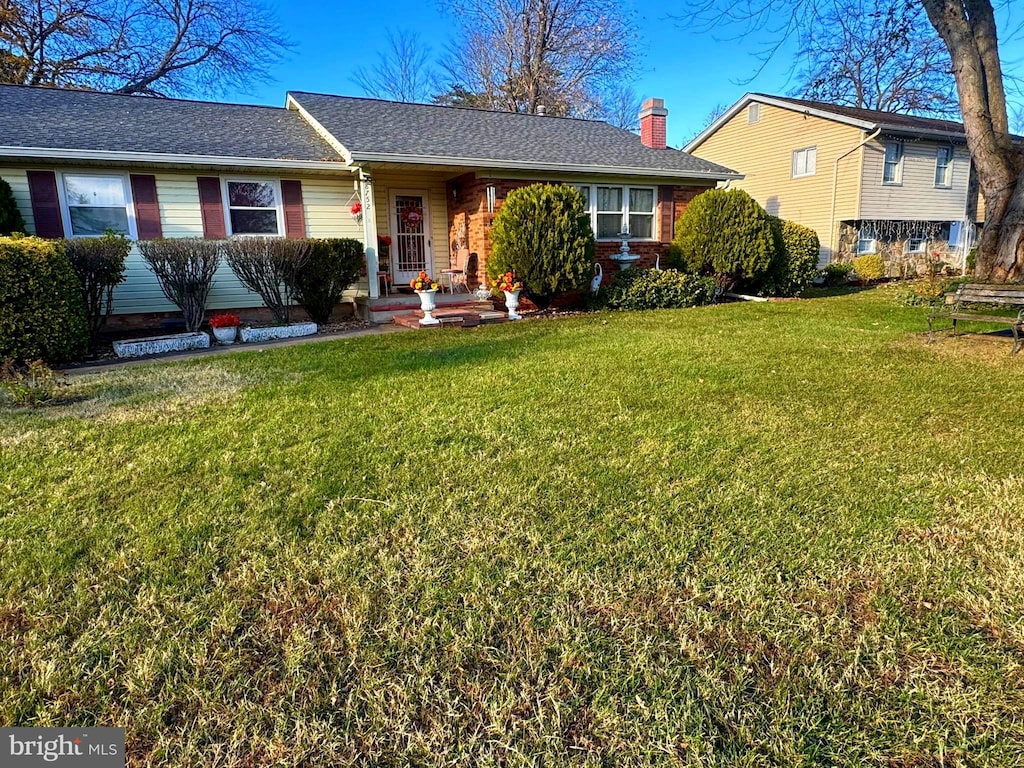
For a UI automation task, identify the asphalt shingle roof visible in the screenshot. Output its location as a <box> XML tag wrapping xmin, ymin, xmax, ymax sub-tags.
<box><xmin>754</xmin><ymin>94</ymin><xmax>971</xmax><ymax>137</ymax></box>
<box><xmin>289</xmin><ymin>91</ymin><xmax>739</xmax><ymax>177</ymax></box>
<box><xmin>0</xmin><ymin>84</ymin><xmax>341</xmax><ymax>162</ymax></box>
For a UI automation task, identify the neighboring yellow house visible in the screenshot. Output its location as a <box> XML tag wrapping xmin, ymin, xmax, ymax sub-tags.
<box><xmin>686</xmin><ymin>94</ymin><xmax>980</xmax><ymax>273</ymax></box>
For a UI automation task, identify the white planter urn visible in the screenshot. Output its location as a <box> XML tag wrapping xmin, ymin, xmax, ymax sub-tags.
<box><xmin>211</xmin><ymin>326</ymin><xmax>237</xmax><ymax>345</ymax></box>
<box><xmin>503</xmin><ymin>289</ymin><xmax>522</xmax><ymax>320</ymax></box>
<box><xmin>416</xmin><ymin>289</ymin><xmax>440</xmax><ymax>325</ymax></box>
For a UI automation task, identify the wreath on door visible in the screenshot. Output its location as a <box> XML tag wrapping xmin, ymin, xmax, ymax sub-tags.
<box><xmin>400</xmin><ymin>204</ymin><xmax>423</xmax><ymax>227</ymax></box>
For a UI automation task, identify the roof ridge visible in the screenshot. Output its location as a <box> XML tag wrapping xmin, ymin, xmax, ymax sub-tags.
<box><xmin>751</xmin><ymin>92</ymin><xmax>965</xmax><ymax>128</ymax></box>
<box><xmin>0</xmin><ymin>82</ymin><xmax>291</xmax><ymax>113</ymax></box>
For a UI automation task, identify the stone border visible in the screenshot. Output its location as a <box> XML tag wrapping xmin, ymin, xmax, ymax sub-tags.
<box><xmin>113</xmin><ymin>332</ymin><xmax>210</xmax><ymax>359</ymax></box>
<box><xmin>239</xmin><ymin>323</ymin><xmax>318</xmax><ymax>343</ymax></box>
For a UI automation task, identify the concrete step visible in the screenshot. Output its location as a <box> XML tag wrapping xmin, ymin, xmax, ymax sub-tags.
<box><xmin>392</xmin><ymin>308</ymin><xmax>508</xmax><ymax>329</ymax></box>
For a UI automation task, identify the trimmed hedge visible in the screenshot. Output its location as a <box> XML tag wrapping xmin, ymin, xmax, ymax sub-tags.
<box><xmin>0</xmin><ymin>236</ymin><xmax>88</xmax><ymax>363</ymax></box>
<box><xmin>853</xmin><ymin>254</ymin><xmax>885</xmax><ymax>281</ymax></box>
<box><xmin>597</xmin><ymin>268</ymin><xmax>718</xmax><ymax>311</ymax></box>
<box><xmin>672</xmin><ymin>188</ymin><xmax>778</xmax><ymax>290</ymax></box>
<box><xmin>294</xmin><ymin>238</ymin><xmax>364</xmax><ymax>324</ymax></box>
<box><xmin>819</xmin><ymin>262</ymin><xmax>854</xmax><ymax>286</ymax></box>
<box><xmin>767</xmin><ymin>218</ymin><xmax>820</xmax><ymax>296</ymax></box>
<box><xmin>488</xmin><ymin>184</ymin><xmax>594</xmax><ymax>307</ymax></box>
<box><xmin>0</xmin><ymin>178</ymin><xmax>26</xmax><ymax>236</ymax></box>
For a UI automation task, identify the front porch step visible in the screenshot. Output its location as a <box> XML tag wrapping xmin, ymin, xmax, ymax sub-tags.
<box><xmin>392</xmin><ymin>308</ymin><xmax>509</xmax><ymax>329</ymax></box>
<box><xmin>358</xmin><ymin>293</ymin><xmax>496</xmax><ymax>324</ymax></box>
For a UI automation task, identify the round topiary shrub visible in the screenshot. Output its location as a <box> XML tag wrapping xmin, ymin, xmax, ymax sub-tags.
<box><xmin>672</xmin><ymin>188</ymin><xmax>780</xmax><ymax>290</ymax></box>
<box><xmin>853</xmin><ymin>254</ymin><xmax>885</xmax><ymax>281</ymax></box>
<box><xmin>488</xmin><ymin>183</ymin><xmax>594</xmax><ymax>307</ymax></box>
<box><xmin>0</xmin><ymin>235</ymin><xmax>88</xmax><ymax>363</ymax></box>
<box><xmin>766</xmin><ymin>218</ymin><xmax>820</xmax><ymax>296</ymax></box>
<box><xmin>0</xmin><ymin>178</ymin><xmax>26</xmax><ymax>236</ymax></box>
<box><xmin>598</xmin><ymin>268</ymin><xmax>718</xmax><ymax>311</ymax></box>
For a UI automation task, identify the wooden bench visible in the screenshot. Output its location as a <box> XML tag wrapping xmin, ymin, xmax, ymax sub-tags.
<box><xmin>928</xmin><ymin>283</ymin><xmax>1024</xmax><ymax>354</ymax></box>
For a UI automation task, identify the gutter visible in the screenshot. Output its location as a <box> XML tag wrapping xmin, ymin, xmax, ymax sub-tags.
<box><xmin>829</xmin><ymin>128</ymin><xmax>881</xmax><ymax>255</ymax></box>
<box><xmin>0</xmin><ymin>146</ymin><xmax>351</xmax><ymax>172</ymax></box>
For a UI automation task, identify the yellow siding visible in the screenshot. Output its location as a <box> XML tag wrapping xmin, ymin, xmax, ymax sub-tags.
<box><xmin>691</xmin><ymin>103</ymin><xmax>866</xmax><ymax>260</ymax></box>
<box><xmin>0</xmin><ymin>168</ymin><xmax>34</xmax><ymax>233</ymax></box>
<box><xmin>371</xmin><ymin>169</ymin><xmax>451</xmax><ymax>279</ymax></box>
<box><xmin>0</xmin><ymin>166</ymin><xmax>365</xmax><ymax>314</ymax></box>
<box><xmin>859</xmin><ymin>139</ymin><xmax>971</xmax><ymax>221</ymax></box>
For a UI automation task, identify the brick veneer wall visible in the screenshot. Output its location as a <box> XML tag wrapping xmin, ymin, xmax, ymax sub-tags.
<box><xmin>446</xmin><ymin>175</ymin><xmax>712</xmax><ymax>287</ymax></box>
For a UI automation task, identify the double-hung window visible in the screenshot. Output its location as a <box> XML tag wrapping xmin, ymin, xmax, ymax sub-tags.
<box><xmin>857</xmin><ymin>226</ymin><xmax>877</xmax><ymax>254</ymax></box>
<box><xmin>934</xmin><ymin>147</ymin><xmax>953</xmax><ymax>188</ymax></box>
<box><xmin>883</xmin><ymin>141</ymin><xmax>904</xmax><ymax>184</ymax></box>
<box><xmin>574</xmin><ymin>184</ymin><xmax>658</xmax><ymax>240</ymax></box>
<box><xmin>224</xmin><ymin>179</ymin><xmax>282</xmax><ymax>235</ymax></box>
<box><xmin>907</xmin><ymin>233</ymin><xmax>927</xmax><ymax>253</ymax></box>
<box><xmin>792</xmin><ymin>147</ymin><xmax>817</xmax><ymax>178</ymax></box>
<box><xmin>61</xmin><ymin>173</ymin><xmax>134</xmax><ymax>238</ymax></box>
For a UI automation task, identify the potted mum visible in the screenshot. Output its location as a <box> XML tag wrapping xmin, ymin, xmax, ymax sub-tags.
<box><xmin>411</xmin><ymin>270</ymin><xmax>440</xmax><ymax>325</ymax></box>
<box><xmin>492</xmin><ymin>271</ymin><xmax>524</xmax><ymax>320</ymax></box>
<box><xmin>209</xmin><ymin>313</ymin><xmax>240</xmax><ymax>345</ymax></box>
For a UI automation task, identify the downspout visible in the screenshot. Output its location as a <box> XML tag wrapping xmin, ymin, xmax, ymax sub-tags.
<box><xmin>829</xmin><ymin>128</ymin><xmax>881</xmax><ymax>257</ymax></box>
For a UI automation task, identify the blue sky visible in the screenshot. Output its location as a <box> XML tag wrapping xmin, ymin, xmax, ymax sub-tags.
<box><xmin>224</xmin><ymin>0</ymin><xmax>1024</xmax><ymax>149</ymax></box>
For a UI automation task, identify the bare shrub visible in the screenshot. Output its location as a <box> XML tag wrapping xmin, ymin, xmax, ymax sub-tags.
<box><xmin>224</xmin><ymin>237</ymin><xmax>311</xmax><ymax>324</ymax></box>
<box><xmin>138</xmin><ymin>239</ymin><xmax>221</xmax><ymax>332</ymax></box>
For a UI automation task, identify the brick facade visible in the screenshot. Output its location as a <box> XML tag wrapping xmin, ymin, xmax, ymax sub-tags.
<box><xmin>446</xmin><ymin>174</ymin><xmax>712</xmax><ymax>289</ymax></box>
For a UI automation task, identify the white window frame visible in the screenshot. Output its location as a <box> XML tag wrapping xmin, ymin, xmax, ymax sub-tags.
<box><xmin>221</xmin><ymin>177</ymin><xmax>284</xmax><ymax>237</ymax></box>
<box><xmin>574</xmin><ymin>183</ymin><xmax>658</xmax><ymax>241</ymax></box>
<box><xmin>883</xmin><ymin>141</ymin><xmax>904</xmax><ymax>185</ymax></box>
<box><xmin>791</xmin><ymin>146</ymin><xmax>817</xmax><ymax>178</ymax></box>
<box><xmin>748</xmin><ymin>103</ymin><xmax>760</xmax><ymax>124</ymax></box>
<box><xmin>857</xmin><ymin>226</ymin><xmax>877</xmax><ymax>255</ymax></box>
<box><xmin>934</xmin><ymin>146</ymin><xmax>953</xmax><ymax>188</ymax></box>
<box><xmin>56</xmin><ymin>170</ymin><xmax>137</xmax><ymax>240</ymax></box>
<box><xmin>906</xmin><ymin>233</ymin><xmax>927</xmax><ymax>253</ymax></box>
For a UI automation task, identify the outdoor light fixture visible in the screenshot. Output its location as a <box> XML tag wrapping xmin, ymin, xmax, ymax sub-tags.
<box><xmin>485</xmin><ymin>183</ymin><xmax>497</xmax><ymax>214</ymax></box>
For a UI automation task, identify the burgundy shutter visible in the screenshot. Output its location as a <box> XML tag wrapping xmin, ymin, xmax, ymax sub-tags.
<box><xmin>196</xmin><ymin>176</ymin><xmax>227</xmax><ymax>238</ymax></box>
<box><xmin>26</xmin><ymin>170</ymin><xmax>65</xmax><ymax>238</ymax></box>
<box><xmin>658</xmin><ymin>186</ymin><xmax>674</xmax><ymax>243</ymax></box>
<box><xmin>130</xmin><ymin>174</ymin><xmax>163</xmax><ymax>239</ymax></box>
<box><xmin>280</xmin><ymin>180</ymin><xmax>306</xmax><ymax>238</ymax></box>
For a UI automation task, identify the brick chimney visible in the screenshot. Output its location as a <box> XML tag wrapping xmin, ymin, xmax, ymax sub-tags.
<box><xmin>639</xmin><ymin>98</ymin><xmax>668</xmax><ymax>149</ymax></box>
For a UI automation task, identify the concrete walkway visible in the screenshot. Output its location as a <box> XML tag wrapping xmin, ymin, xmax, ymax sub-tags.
<box><xmin>66</xmin><ymin>324</ymin><xmax>408</xmax><ymax>376</ymax></box>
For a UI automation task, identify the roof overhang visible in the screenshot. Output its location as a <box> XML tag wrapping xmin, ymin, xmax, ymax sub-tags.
<box><xmin>0</xmin><ymin>145</ymin><xmax>352</xmax><ymax>172</ymax></box>
<box><xmin>349</xmin><ymin>151</ymin><xmax>742</xmax><ymax>181</ymax></box>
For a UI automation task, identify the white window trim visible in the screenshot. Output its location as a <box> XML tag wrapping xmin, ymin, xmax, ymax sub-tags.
<box><xmin>221</xmin><ymin>177</ymin><xmax>285</xmax><ymax>237</ymax></box>
<box><xmin>791</xmin><ymin>146</ymin><xmax>817</xmax><ymax>178</ymax></box>
<box><xmin>934</xmin><ymin>147</ymin><xmax>953</xmax><ymax>189</ymax></box>
<box><xmin>907</xmin><ymin>235</ymin><xmax>927</xmax><ymax>253</ymax></box>
<box><xmin>883</xmin><ymin>141</ymin><xmax>904</xmax><ymax>186</ymax></box>
<box><xmin>857</xmin><ymin>226</ymin><xmax>877</xmax><ymax>255</ymax></box>
<box><xmin>56</xmin><ymin>170</ymin><xmax>138</xmax><ymax>240</ymax></box>
<box><xmin>575</xmin><ymin>183</ymin><xmax>658</xmax><ymax>241</ymax></box>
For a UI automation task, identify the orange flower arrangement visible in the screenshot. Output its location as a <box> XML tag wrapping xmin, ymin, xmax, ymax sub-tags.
<box><xmin>491</xmin><ymin>271</ymin><xmax>523</xmax><ymax>294</ymax></box>
<box><xmin>410</xmin><ymin>271</ymin><xmax>439</xmax><ymax>291</ymax></box>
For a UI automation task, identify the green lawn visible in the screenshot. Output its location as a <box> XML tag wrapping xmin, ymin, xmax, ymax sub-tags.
<box><xmin>2</xmin><ymin>288</ymin><xmax>1024</xmax><ymax>766</ymax></box>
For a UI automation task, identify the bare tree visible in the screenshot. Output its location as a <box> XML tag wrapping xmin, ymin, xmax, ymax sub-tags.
<box><xmin>681</xmin><ymin>0</ymin><xmax>1024</xmax><ymax>280</ymax></box>
<box><xmin>352</xmin><ymin>29</ymin><xmax>436</xmax><ymax>103</ymax></box>
<box><xmin>601</xmin><ymin>85</ymin><xmax>643</xmax><ymax>131</ymax></box>
<box><xmin>438</xmin><ymin>0</ymin><xmax>639</xmax><ymax>117</ymax></box>
<box><xmin>794</xmin><ymin>0</ymin><xmax>958</xmax><ymax>116</ymax></box>
<box><xmin>683</xmin><ymin>101</ymin><xmax>731</xmax><ymax>146</ymax></box>
<box><xmin>224</xmin><ymin>237</ymin><xmax>311</xmax><ymax>325</ymax></box>
<box><xmin>138</xmin><ymin>238</ymin><xmax>220</xmax><ymax>331</ymax></box>
<box><xmin>0</xmin><ymin>0</ymin><xmax>288</xmax><ymax>96</ymax></box>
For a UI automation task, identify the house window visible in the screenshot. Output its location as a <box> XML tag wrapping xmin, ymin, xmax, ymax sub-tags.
<box><xmin>857</xmin><ymin>226</ymin><xmax>877</xmax><ymax>254</ymax></box>
<box><xmin>577</xmin><ymin>184</ymin><xmax>656</xmax><ymax>239</ymax></box>
<box><xmin>61</xmin><ymin>173</ymin><xmax>133</xmax><ymax>237</ymax></box>
<box><xmin>935</xmin><ymin>147</ymin><xmax>953</xmax><ymax>188</ymax></box>
<box><xmin>748</xmin><ymin>103</ymin><xmax>760</xmax><ymax>124</ymax></box>
<box><xmin>224</xmin><ymin>179</ymin><xmax>282</xmax><ymax>235</ymax></box>
<box><xmin>907</xmin><ymin>233</ymin><xmax>927</xmax><ymax>253</ymax></box>
<box><xmin>792</xmin><ymin>147</ymin><xmax>817</xmax><ymax>178</ymax></box>
<box><xmin>883</xmin><ymin>141</ymin><xmax>904</xmax><ymax>184</ymax></box>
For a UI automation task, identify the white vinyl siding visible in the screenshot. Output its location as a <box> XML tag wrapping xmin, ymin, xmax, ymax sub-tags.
<box><xmin>791</xmin><ymin>147</ymin><xmax>817</xmax><ymax>178</ymax></box>
<box><xmin>860</xmin><ymin>140</ymin><xmax>971</xmax><ymax>220</ymax></box>
<box><xmin>0</xmin><ymin>168</ymin><xmax>35</xmax><ymax>233</ymax></box>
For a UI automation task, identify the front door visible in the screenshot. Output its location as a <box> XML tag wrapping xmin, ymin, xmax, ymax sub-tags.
<box><xmin>390</xmin><ymin>191</ymin><xmax>432</xmax><ymax>285</ymax></box>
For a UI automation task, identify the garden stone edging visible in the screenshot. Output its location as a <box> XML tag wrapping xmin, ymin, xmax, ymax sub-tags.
<box><xmin>113</xmin><ymin>332</ymin><xmax>210</xmax><ymax>358</ymax></box>
<box><xmin>239</xmin><ymin>323</ymin><xmax>318</xmax><ymax>343</ymax></box>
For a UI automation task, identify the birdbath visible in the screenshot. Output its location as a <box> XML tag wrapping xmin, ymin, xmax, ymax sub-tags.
<box><xmin>610</xmin><ymin>230</ymin><xmax>641</xmax><ymax>269</ymax></box>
